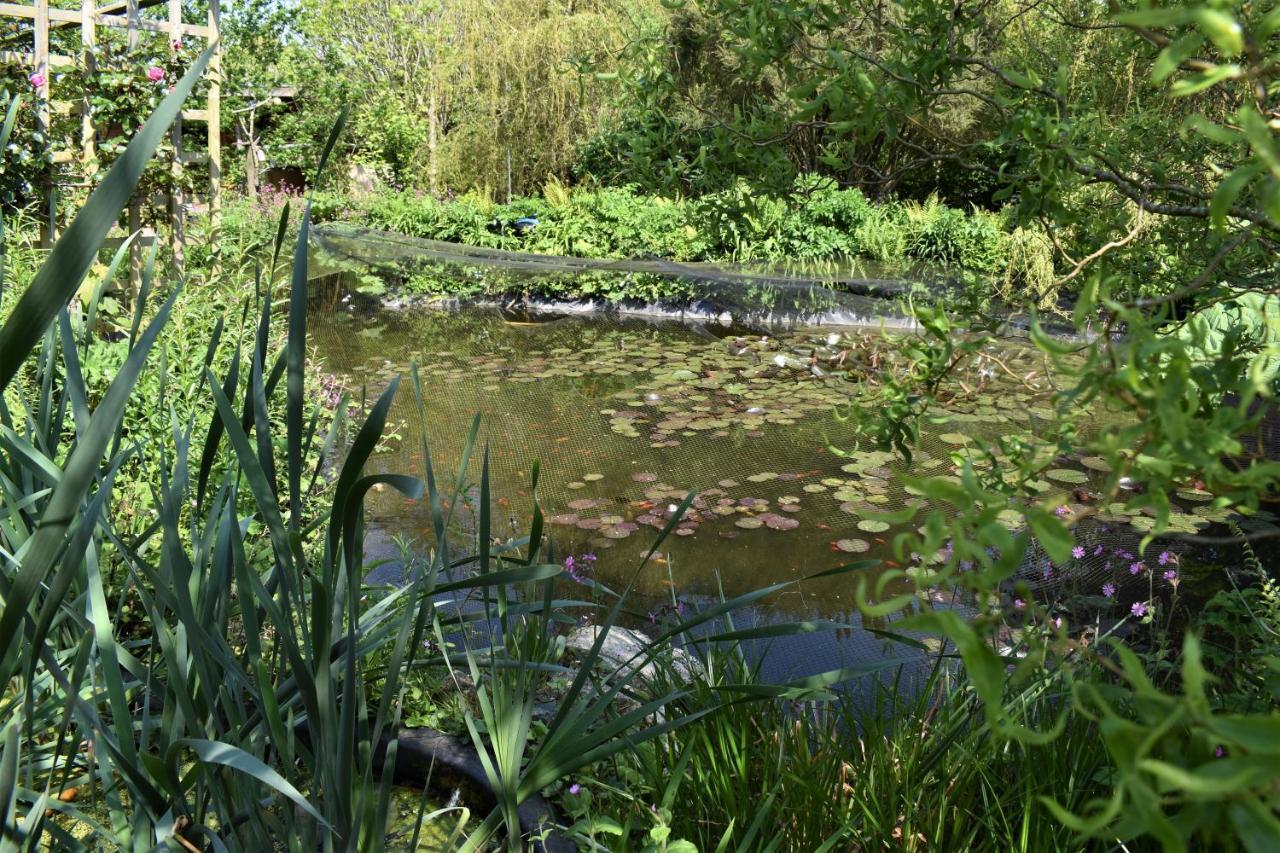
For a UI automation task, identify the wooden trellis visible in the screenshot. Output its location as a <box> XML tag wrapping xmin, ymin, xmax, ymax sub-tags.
<box><xmin>0</xmin><ymin>0</ymin><xmax>220</xmax><ymax>269</ymax></box>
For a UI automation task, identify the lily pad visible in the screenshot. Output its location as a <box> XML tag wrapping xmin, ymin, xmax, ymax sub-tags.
<box><xmin>583</xmin><ymin>473</ymin><xmax>604</xmax><ymax>482</ymax></box>
<box><xmin>833</xmin><ymin>538</ymin><xmax>870</xmax><ymax>553</ymax></box>
<box><xmin>734</xmin><ymin>518</ymin><xmax>764</xmax><ymax>530</ymax></box>
<box><xmin>1046</xmin><ymin>468</ymin><xmax>1089</xmax><ymax>484</ymax></box>
<box><xmin>857</xmin><ymin>519</ymin><xmax>890</xmax><ymax>533</ymax></box>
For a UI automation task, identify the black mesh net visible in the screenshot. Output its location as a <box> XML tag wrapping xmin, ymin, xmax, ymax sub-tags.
<box><xmin>306</xmin><ymin>224</ymin><xmax>1269</xmax><ymax>681</ymax></box>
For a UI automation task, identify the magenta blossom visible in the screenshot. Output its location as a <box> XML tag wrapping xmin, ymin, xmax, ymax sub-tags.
<box><xmin>1013</xmin><ymin>598</ymin><xmax>1026</xmax><ymax>610</ymax></box>
<box><xmin>568</xmin><ymin>783</ymin><xmax>581</xmax><ymax>795</ymax></box>
<box><xmin>28</xmin><ymin>72</ymin><xmax>45</xmax><ymax>88</ymax></box>
<box><xmin>1163</xmin><ymin>569</ymin><xmax>1178</xmax><ymax>583</ymax></box>
<box><xmin>147</xmin><ymin>66</ymin><xmax>165</xmax><ymax>83</ymax></box>
<box><xmin>1129</xmin><ymin>561</ymin><xmax>1145</xmax><ymax>576</ymax></box>
<box><xmin>1158</xmin><ymin>550</ymin><xmax>1177</xmax><ymax>566</ymax></box>
<box><xmin>1071</xmin><ymin>545</ymin><xmax>1085</xmax><ymax>559</ymax></box>
<box><xmin>1102</xmin><ymin>582</ymin><xmax>1116</xmax><ymax>598</ymax></box>
<box><xmin>1130</xmin><ymin>601</ymin><xmax>1148</xmax><ymax>618</ymax></box>
<box><xmin>1052</xmin><ymin>616</ymin><xmax>1062</xmax><ymax>629</ymax></box>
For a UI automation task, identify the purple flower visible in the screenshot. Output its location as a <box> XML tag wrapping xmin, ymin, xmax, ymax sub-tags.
<box><xmin>1072</xmin><ymin>545</ymin><xmax>1085</xmax><ymax>559</ymax></box>
<box><xmin>1131</xmin><ymin>601</ymin><xmax>1148</xmax><ymax>618</ymax></box>
<box><xmin>1158</xmin><ymin>551</ymin><xmax>1176</xmax><ymax>566</ymax></box>
<box><xmin>1102</xmin><ymin>582</ymin><xmax>1116</xmax><ymax>598</ymax></box>
<box><xmin>1014</xmin><ymin>598</ymin><xmax>1026</xmax><ymax>610</ymax></box>
<box><xmin>1215</xmin><ymin>745</ymin><xmax>1226</xmax><ymax>758</ymax></box>
<box><xmin>568</xmin><ymin>783</ymin><xmax>581</xmax><ymax>795</ymax></box>
<box><xmin>581</xmin><ymin>552</ymin><xmax>597</xmax><ymax>563</ymax></box>
<box><xmin>28</xmin><ymin>71</ymin><xmax>45</xmax><ymax>88</ymax></box>
<box><xmin>1054</xmin><ymin>505</ymin><xmax>1070</xmax><ymax>518</ymax></box>
<box><xmin>147</xmin><ymin>66</ymin><xmax>165</xmax><ymax>83</ymax></box>
<box><xmin>1093</xmin><ymin>544</ymin><xmax>1104</xmax><ymax>557</ymax></box>
<box><xmin>1163</xmin><ymin>569</ymin><xmax>1178</xmax><ymax>583</ymax></box>
<box><xmin>1052</xmin><ymin>616</ymin><xmax>1063</xmax><ymax>629</ymax></box>
<box><xmin>1129</xmin><ymin>561</ymin><xmax>1145</xmax><ymax>576</ymax></box>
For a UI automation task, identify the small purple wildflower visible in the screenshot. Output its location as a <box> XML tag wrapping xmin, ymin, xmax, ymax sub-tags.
<box><xmin>564</xmin><ymin>554</ymin><xmax>592</xmax><ymax>584</ymax></box>
<box><xmin>1215</xmin><ymin>745</ymin><xmax>1226</xmax><ymax>758</ymax></box>
<box><xmin>1072</xmin><ymin>545</ymin><xmax>1085</xmax><ymax>559</ymax></box>
<box><xmin>1131</xmin><ymin>601</ymin><xmax>1148</xmax><ymax>618</ymax></box>
<box><xmin>1102</xmin><ymin>582</ymin><xmax>1116</xmax><ymax>598</ymax></box>
<box><xmin>1163</xmin><ymin>570</ymin><xmax>1178</xmax><ymax>583</ymax></box>
<box><xmin>1158</xmin><ymin>551</ymin><xmax>1176</xmax><ymax>566</ymax></box>
<box><xmin>1054</xmin><ymin>505</ymin><xmax>1070</xmax><ymax>518</ymax></box>
<box><xmin>1093</xmin><ymin>544</ymin><xmax>1104</xmax><ymax>557</ymax></box>
<box><xmin>568</xmin><ymin>783</ymin><xmax>581</xmax><ymax>795</ymax></box>
<box><xmin>1014</xmin><ymin>598</ymin><xmax>1026</xmax><ymax>610</ymax></box>
<box><xmin>1129</xmin><ymin>561</ymin><xmax>1145</xmax><ymax>576</ymax></box>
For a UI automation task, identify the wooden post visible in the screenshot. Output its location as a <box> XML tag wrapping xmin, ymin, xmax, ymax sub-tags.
<box><xmin>167</xmin><ymin>0</ymin><xmax>184</xmax><ymax>272</ymax></box>
<box><xmin>207</xmin><ymin>0</ymin><xmax>221</xmax><ymax>277</ymax></box>
<box><xmin>34</xmin><ymin>0</ymin><xmax>52</xmax><ymax>245</ymax></box>
<box><xmin>80</xmin><ymin>0</ymin><xmax>95</xmax><ymax>176</ymax></box>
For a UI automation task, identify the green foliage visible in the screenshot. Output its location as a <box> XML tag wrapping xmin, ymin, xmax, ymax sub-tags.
<box><xmin>346</xmin><ymin>177</ymin><xmax>1056</xmax><ymax>304</ymax></box>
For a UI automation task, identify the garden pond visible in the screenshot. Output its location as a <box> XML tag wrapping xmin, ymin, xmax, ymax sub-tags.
<box><xmin>307</xmin><ymin>276</ymin><xmax>1268</xmax><ymax>680</ymax></box>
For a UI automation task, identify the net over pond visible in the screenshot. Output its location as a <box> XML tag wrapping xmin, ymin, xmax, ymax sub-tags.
<box><xmin>306</xmin><ymin>227</ymin><xmax>1272</xmax><ymax>679</ymax></box>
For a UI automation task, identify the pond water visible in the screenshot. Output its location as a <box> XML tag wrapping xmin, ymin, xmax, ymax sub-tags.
<box><xmin>308</xmin><ymin>276</ymin><xmax>1259</xmax><ymax>680</ymax></box>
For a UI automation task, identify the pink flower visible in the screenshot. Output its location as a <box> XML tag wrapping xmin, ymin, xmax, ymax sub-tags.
<box><xmin>1129</xmin><ymin>561</ymin><xmax>1145</xmax><ymax>576</ymax></box>
<box><xmin>171</xmin><ymin>39</ymin><xmax>182</xmax><ymax>51</ymax></box>
<box><xmin>1130</xmin><ymin>601</ymin><xmax>1148</xmax><ymax>618</ymax></box>
<box><xmin>1013</xmin><ymin>598</ymin><xmax>1026</xmax><ymax>610</ymax></box>
<box><xmin>28</xmin><ymin>71</ymin><xmax>45</xmax><ymax>88</ymax></box>
<box><xmin>1102</xmin><ymin>582</ymin><xmax>1116</xmax><ymax>598</ymax></box>
<box><xmin>147</xmin><ymin>66</ymin><xmax>165</xmax><ymax>83</ymax></box>
<box><xmin>1054</xmin><ymin>505</ymin><xmax>1070</xmax><ymax>518</ymax></box>
<box><xmin>1052</xmin><ymin>616</ymin><xmax>1062</xmax><ymax>629</ymax></box>
<box><xmin>1158</xmin><ymin>551</ymin><xmax>1177</xmax><ymax>566</ymax></box>
<box><xmin>1071</xmin><ymin>545</ymin><xmax>1085</xmax><ymax>559</ymax></box>
<box><xmin>1163</xmin><ymin>569</ymin><xmax>1178</xmax><ymax>584</ymax></box>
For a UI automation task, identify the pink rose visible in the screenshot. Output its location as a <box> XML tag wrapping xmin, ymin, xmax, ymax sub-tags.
<box><xmin>147</xmin><ymin>66</ymin><xmax>165</xmax><ymax>83</ymax></box>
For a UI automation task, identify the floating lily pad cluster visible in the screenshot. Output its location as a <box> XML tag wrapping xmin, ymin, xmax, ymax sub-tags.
<box><xmin>547</xmin><ymin>479</ymin><xmax>810</xmax><ymax>545</ymax></box>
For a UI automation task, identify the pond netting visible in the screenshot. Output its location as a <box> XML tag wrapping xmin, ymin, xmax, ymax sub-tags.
<box><xmin>306</xmin><ymin>224</ymin><xmax>1266</xmax><ymax>683</ymax></box>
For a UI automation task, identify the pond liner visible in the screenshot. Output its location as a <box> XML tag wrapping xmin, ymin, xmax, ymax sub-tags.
<box><xmin>295</xmin><ymin>720</ymin><xmax>575</xmax><ymax>851</ymax></box>
<box><xmin>312</xmin><ymin>273</ymin><xmax>926</xmax><ymax>333</ymax></box>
